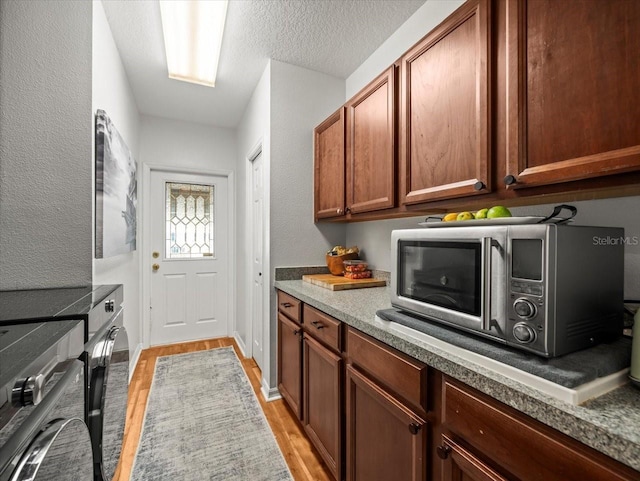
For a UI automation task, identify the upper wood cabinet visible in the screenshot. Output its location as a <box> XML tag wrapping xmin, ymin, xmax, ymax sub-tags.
<box><xmin>314</xmin><ymin>108</ymin><xmax>346</xmax><ymax>221</ymax></box>
<box><xmin>346</xmin><ymin>66</ymin><xmax>397</xmax><ymax>214</ymax></box>
<box><xmin>503</xmin><ymin>0</ymin><xmax>640</xmax><ymax>189</ymax></box>
<box><xmin>399</xmin><ymin>0</ymin><xmax>491</xmax><ymax>205</ymax></box>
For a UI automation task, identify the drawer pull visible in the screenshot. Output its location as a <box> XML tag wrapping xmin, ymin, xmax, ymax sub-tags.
<box><xmin>436</xmin><ymin>444</ymin><xmax>452</xmax><ymax>459</ymax></box>
<box><xmin>311</xmin><ymin>321</ymin><xmax>325</xmax><ymax>330</ymax></box>
<box><xmin>281</xmin><ymin>302</ymin><xmax>293</xmax><ymax>308</ymax></box>
<box><xmin>408</xmin><ymin>423</ymin><xmax>421</xmax><ymax>435</ymax></box>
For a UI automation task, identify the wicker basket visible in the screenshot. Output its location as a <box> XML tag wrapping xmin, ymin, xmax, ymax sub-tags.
<box><xmin>326</xmin><ymin>252</ymin><xmax>359</xmax><ymax>276</ymax></box>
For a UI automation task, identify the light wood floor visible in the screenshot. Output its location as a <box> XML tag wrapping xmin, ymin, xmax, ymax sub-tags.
<box><xmin>113</xmin><ymin>337</ymin><xmax>333</xmax><ymax>481</ymax></box>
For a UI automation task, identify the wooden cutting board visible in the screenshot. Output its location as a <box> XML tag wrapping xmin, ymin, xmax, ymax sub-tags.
<box><xmin>302</xmin><ymin>274</ymin><xmax>386</xmax><ymax>291</ymax></box>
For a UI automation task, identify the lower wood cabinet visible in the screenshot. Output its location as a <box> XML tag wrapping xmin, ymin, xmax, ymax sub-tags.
<box><xmin>346</xmin><ymin>365</ymin><xmax>427</xmax><ymax>481</ymax></box>
<box><xmin>276</xmin><ymin>291</ymin><xmax>640</xmax><ymax>481</ymax></box>
<box><xmin>277</xmin><ymin>312</ymin><xmax>302</xmax><ymax>420</ymax></box>
<box><xmin>440</xmin><ymin>378</ymin><xmax>639</xmax><ymax>481</ymax></box>
<box><xmin>303</xmin><ymin>334</ymin><xmax>343</xmax><ymax>481</ymax></box>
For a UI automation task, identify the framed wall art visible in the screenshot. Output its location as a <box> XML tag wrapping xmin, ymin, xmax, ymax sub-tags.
<box><xmin>95</xmin><ymin>109</ymin><xmax>137</xmax><ymax>258</ymax></box>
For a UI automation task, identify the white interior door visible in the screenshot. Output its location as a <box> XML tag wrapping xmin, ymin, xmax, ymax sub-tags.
<box><xmin>149</xmin><ymin>170</ymin><xmax>229</xmax><ymax>346</ymax></box>
<box><xmin>251</xmin><ymin>151</ymin><xmax>264</xmax><ymax>369</ymax></box>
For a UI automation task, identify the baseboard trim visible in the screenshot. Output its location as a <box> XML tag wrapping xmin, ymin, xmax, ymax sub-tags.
<box><xmin>129</xmin><ymin>342</ymin><xmax>143</xmax><ymax>383</ymax></box>
<box><xmin>233</xmin><ymin>331</ymin><xmax>248</xmax><ymax>358</ymax></box>
<box><xmin>261</xmin><ymin>378</ymin><xmax>282</xmax><ymax>402</ymax></box>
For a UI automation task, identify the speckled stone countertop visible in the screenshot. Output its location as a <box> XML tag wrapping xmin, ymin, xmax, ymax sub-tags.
<box><xmin>274</xmin><ymin>278</ymin><xmax>640</xmax><ymax>472</ymax></box>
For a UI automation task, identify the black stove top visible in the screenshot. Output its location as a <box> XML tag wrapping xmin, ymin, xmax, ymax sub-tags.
<box><xmin>0</xmin><ymin>285</ymin><xmax>119</xmax><ymax>324</ymax></box>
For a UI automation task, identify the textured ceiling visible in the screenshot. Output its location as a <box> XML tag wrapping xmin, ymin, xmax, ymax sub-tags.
<box><xmin>101</xmin><ymin>0</ymin><xmax>425</xmax><ymax>127</ymax></box>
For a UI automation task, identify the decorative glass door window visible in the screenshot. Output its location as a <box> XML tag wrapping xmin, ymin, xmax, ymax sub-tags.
<box><xmin>165</xmin><ymin>182</ymin><xmax>214</xmax><ymax>259</ymax></box>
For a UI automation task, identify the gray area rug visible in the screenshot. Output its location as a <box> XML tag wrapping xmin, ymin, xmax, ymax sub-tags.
<box><xmin>130</xmin><ymin>347</ymin><xmax>293</xmax><ymax>481</ymax></box>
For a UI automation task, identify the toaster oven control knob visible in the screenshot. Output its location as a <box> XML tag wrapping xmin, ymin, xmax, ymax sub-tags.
<box><xmin>513</xmin><ymin>298</ymin><xmax>536</xmax><ymax>319</ymax></box>
<box><xmin>513</xmin><ymin>322</ymin><xmax>536</xmax><ymax>344</ymax></box>
<box><xmin>11</xmin><ymin>374</ymin><xmax>45</xmax><ymax>407</ymax></box>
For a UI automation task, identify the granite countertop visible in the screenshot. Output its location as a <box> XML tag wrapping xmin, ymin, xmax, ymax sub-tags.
<box><xmin>274</xmin><ymin>278</ymin><xmax>640</xmax><ymax>472</ymax></box>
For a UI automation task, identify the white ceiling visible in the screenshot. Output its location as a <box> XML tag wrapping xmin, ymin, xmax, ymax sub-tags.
<box><xmin>101</xmin><ymin>0</ymin><xmax>425</xmax><ymax>128</ymax></box>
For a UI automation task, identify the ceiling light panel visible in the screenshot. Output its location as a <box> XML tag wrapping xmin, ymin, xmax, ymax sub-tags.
<box><xmin>159</xmin><ymin>0</ymin><xmax>228</xmax><ymax>87</ymax></box>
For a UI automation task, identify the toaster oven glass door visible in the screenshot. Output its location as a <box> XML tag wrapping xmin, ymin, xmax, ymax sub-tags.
<box><xmin>398</xmin><ymin>240</ymin><xmax>482</xmax><ymax>316</ymax></box>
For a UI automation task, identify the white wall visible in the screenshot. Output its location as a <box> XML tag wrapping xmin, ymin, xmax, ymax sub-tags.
<box><xmin>139</xmin><ymin>116</ymin><xmax>237</xmax><ymax>172</ymax></box>
<box><xmin>92</xmin><ymin>0</ymin><xmax>143</xmax><ymax>359</ymax></box>
<box><xmin>236</xmin><ymin>63</ymin><xmax>271</xmax><ymax>357</ymax></box>
<box><xmin>268</xmin><ymin>60</ymin><xmax>346</xmax><ymax>386</ymax></box>
<box><xmin>0</xmin><ymin>0</ymin><xmax>93</xmax><ymax>290</ymax></box>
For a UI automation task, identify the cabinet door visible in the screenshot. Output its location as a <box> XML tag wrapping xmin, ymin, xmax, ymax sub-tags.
<box><xmin>303</xmin><ymin>335</ymin><xmax>343</xmax><ymax>481</ymax></box>
<box><xmin>504</xmin><ymin>0</ymin><xmax>640</xmax><ymax>189</ymax></box>
<box><xmin>278</xmin><ymin>312</ymin><xmax>302</xmax><ymax>419</ymax></box>
<box><xmin>346</xmin><ymin>365</ymin><xmax>427</xmax><ymax>481</ymax></box>
<box><xmin>399</xmin><ymin>0</ymin><xmax>491</xmax><ymax>205</ymax></box>
<box><xmin>346</xmin><ymin>66</ymin><xmax>396</xmax><ymax>214</ymax></box>
<box><xmin>315</xmin><ymin>107</ymin><xmax>346</xmax><ymax>220</ymax></box>
<box><xmin>439</xmin><ymin>435</ymin><xmax>509</xmax><ymax>481</ymax></box>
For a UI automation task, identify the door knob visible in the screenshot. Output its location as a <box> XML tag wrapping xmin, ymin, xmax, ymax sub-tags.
<box><xmin>152</xmin><ymin>263</ymin><xmax>160</xmax><ymax>272</ymax></box>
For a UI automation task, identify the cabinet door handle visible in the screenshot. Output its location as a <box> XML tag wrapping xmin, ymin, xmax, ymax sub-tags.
<box><xmin>436</xmin><ymin>444</ymin><xmax>452</xmax><ymax>459</ymax></box>
<box><xmin>311</xmin><ymin>321</ymin><xmax>325</xmax><ymax>330</ymax></box>
<box><xmin>408</xmin><ymin>422</ymin><xmax>421</xmax><ymax>435</ymax></box>
<box><xmin>281</xmin><ymin>302</ymin><xmax>293</xmax><ymax>308</ymax></box>
<box><xmin>473</xmin><ymin>181</ymin><xmax>486</xmax><ymax>191</ymax></box>
<box><xmin>293</xmin><ymin>329</ymin><xmax>301</xmax><ymax>335</ymax></box>
<box><xmin>504</xmin><ymin>174</ymin><xmax>517</xmax><ymax>186</ymax></box>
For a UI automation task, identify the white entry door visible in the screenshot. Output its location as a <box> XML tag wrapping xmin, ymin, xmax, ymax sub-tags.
<box><xmin>149</xmin><ymin>170</ymin><xmax>229</xmax><ymax>346</ymax></box>
<box><xmin>251</xmin><ymin>151</ymin><xmax>264</xmax><ymax>369</ymax></box>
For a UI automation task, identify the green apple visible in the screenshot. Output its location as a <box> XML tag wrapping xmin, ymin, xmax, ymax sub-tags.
<box><xmin>487</xmin><ymin>206</ymin><xmax>512</xmax><ymax>218</ymax></box>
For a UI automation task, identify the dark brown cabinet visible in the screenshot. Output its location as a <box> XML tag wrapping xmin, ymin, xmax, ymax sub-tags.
<box><xmin>277</xmin><ymin>312</ymin><xmax>303</xmax><ymax>420</ymax></box>
<box><xmin>440</xmin><ymin>378</ymin><xmax>639</xmax><ymax>481</ymax></box>
<box><xmin>502</xmin><ymin>0</ymin><xmax>640</xmax><ymax>190</ymax></box>
<box><xmin>399</xmin><ymin>0</ymin><xmax>491</xmax><ymax>205</ymax></box>
<box><xmin>277</xmin><ymin>291</ymin><xmax>303</xmax><ymax>420</ymax></box>
<box><xmin>314</xmin><ymin>107</ymin><xmax>346</xmax><ymax>220</ymax></box>
<box><xmin>303</xmin><ymin>334</ymin><xmax>343</xmax><ymax>481</ymax></box>
<box><xmin>346</xmin><ymin>66</ymin><xmax>397</xmax><ymax>214</ymax></box>
<box><xmin>276</xmin><ymin>291</ymin><xmax>640</xmax><ymax>481</ymax></box>
<box><xmin>346</xmin><ymin>327</ymin><xmax>429</xmax><ymax>481</ymax></box>
<box><xmin>313</xmin><ymin>0</ymin><xmax>640</xmax><ymax>222</ymax></box>
<box><xmin>345</xmin><ymin>365</ymin><xmax>427</xmax><ymax>481</ymax></box>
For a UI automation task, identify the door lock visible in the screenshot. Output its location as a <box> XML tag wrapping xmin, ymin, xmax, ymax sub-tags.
<box><xmin>152</xmin><ymin>263</ymin><xmax>160</xmax><ymax>272</ymax></box>
<box><xmin>152</xmin><ymin>251</ymin><xmax>159</xmax><ymax>258</ymax></box>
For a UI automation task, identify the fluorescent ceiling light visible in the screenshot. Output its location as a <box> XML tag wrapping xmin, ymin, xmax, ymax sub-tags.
<box><xmin>159</xmin><ymin>0</ymin><xmax>228</xmax><ymax>87</ymax></box>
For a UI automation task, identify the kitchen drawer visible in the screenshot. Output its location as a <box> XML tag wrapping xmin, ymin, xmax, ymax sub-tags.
<box><xmin>346</xmin><ymin>327</ymin><xmax>427</xmax><ymax>413</ymax></box>
<box><xmin>277</xmin><ymin>290</ymin><xmax>302</xmax><ymax>324</ymax></box>
<box><xmin>303</xmin><ymin>304</ymin><xmax>342</xmax><ymax>353</ymax></box>
<box><xmin>442</xmin><ymin>378</ymin><xmax>638</xmax><ymax>481</ymax></box>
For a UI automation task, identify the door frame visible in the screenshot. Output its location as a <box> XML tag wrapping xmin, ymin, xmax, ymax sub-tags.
<box><xmin>141</xmin><ymin>163</ymin><xmax>236</xmax><ymax>349</ymax></box>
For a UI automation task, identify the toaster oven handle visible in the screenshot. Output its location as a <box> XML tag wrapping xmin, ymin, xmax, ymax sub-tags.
<box><xmin>481</xmin><ymin>237</ymin><xmax>493</xmax><ymax>331</ymax></box>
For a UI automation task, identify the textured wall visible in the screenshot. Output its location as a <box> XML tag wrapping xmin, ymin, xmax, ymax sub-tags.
<box><xmin>269</xmin><ymin>60</ymin><xmax>346</xmax><ymax>386</ymax></box>
<box><xmin>0</xmin><ymin>1</ymin><xmax>93</xmax><ymax>290</ymax></box>
<box><xmin>93</xmin><ymin>0</ymin><xmax>142</xmax><ymax>356</ymax></box>
<box><xmin>139</xmin><ymin>116</ymin><xmax>236</xmax><ymax>172</ymax></box>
